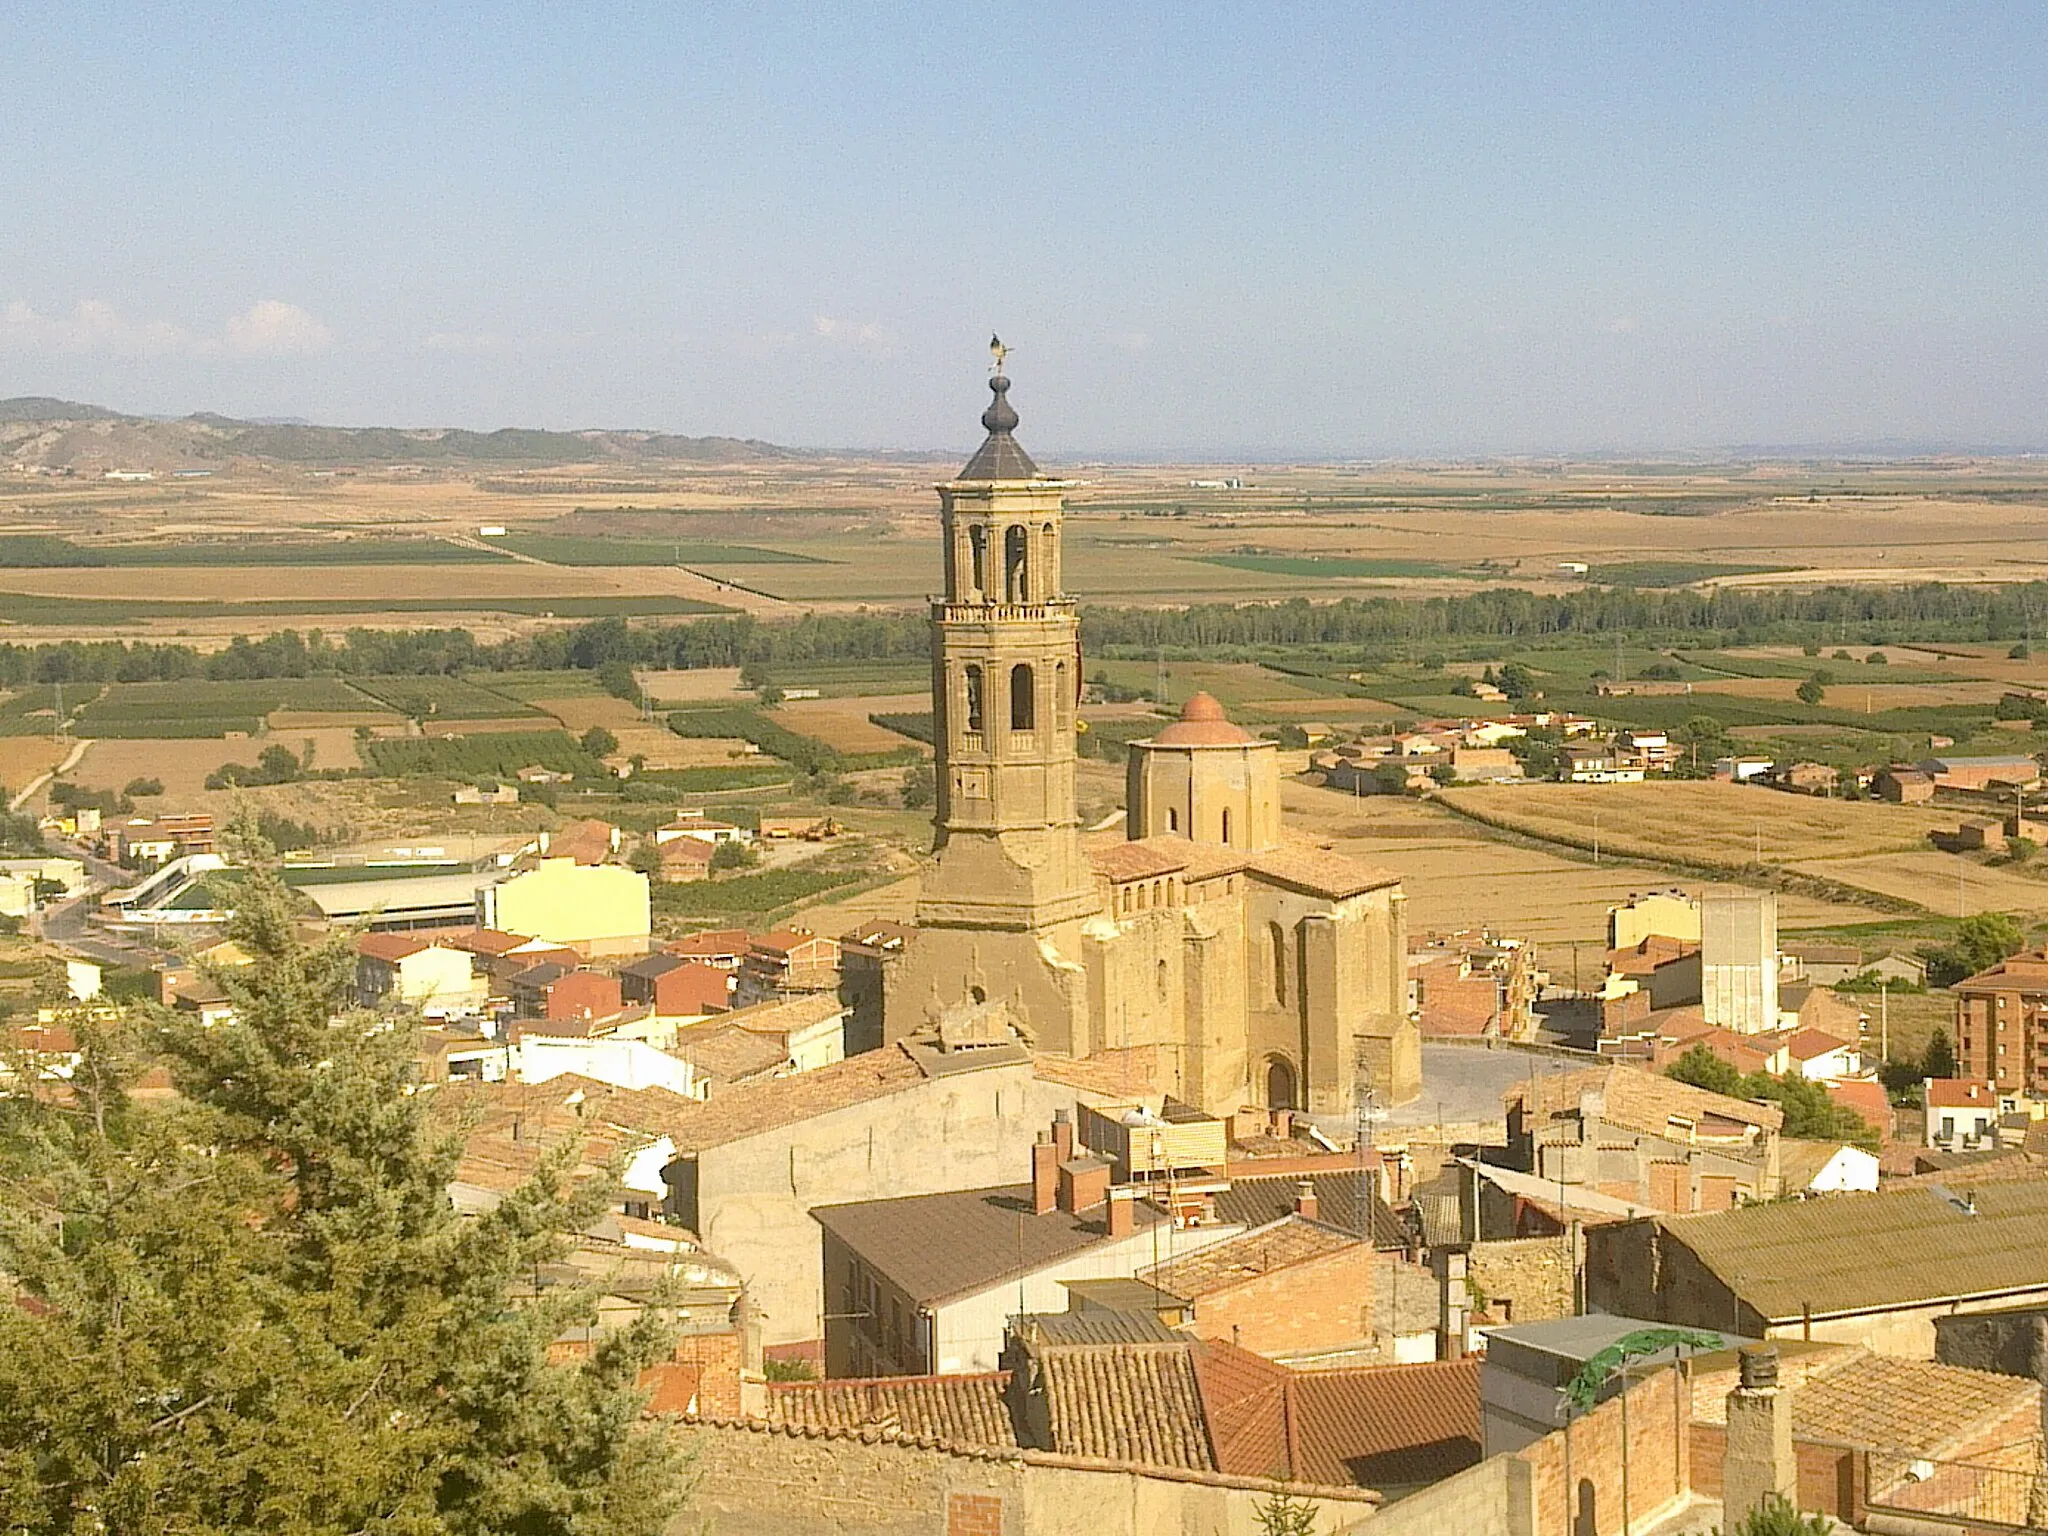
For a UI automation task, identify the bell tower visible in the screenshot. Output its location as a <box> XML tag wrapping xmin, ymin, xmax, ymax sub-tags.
<box><xmin>883</xmin><ymin>350</ymin><xmax>1098</xmax><ymax>1049</ymax></box>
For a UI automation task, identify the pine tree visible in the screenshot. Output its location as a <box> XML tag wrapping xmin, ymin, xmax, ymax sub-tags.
<box><xmin>0</xmin><ymin>857</ymin><xmax>688</xmax><ymax>1535</ymax></box>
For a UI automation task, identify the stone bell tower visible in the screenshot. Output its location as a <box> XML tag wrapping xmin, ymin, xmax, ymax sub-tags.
<box><xmin>883</xmin><ymin>349</ymin><xmax>1097</xmax><ymax>1051</ymax></box>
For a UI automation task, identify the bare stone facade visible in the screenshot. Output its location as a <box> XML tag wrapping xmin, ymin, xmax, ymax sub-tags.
<box><xmin>885</xmin><ymin>369</ymin><xmax>1417</xmax><ymax>1116</ymax></box>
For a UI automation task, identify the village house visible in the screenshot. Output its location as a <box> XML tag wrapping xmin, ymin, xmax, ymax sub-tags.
<box><xmin>1781</xmin><ymin>940</ymin><xmax>1864</xmax><ymax>986</ymax></box>
<box><xmin>654</xmin><ymin>813</ymin><xmax>749</xmax><ymax>846</ymax></box>
<box><xmin>507</xmin><ymin>963</ymin><xmax>624</xmax><ymax>1023</ymax></box>
<box><xmin>1924</xmin><ymin>1078</ymin><xmax>2005</xmax><ymax>1151</ymax></box>
<box><xmin>1777</xmin><ymin>1139</ymin><xmax>1881</xmax><ymax>1194</ymax></box>
<box><xmin>839</xmin><ymin>918</ymin><xmax>914</xmax><ymax>1055</ymax></box>
<box><xmin>1772</xmin><ymin>761</ymin><xmax>1839</xmax><ymax>796</ymax></box>
<box><xmin>355</xmin><ymin>933</ymin><xmax>487</xmax><ymax>1015</ymax></box>
<box><xmin>617</xmin><ymin>952</ymin><xmax>733</xmax><ymax>1017</ymax></box>
<box><xmin>664</xmin><ymin>928</ymin><xmax>752</xmax><ymax>969</ymax></box>
<box><xmin>476</xmin><ymin>856</ymin><xmax>651</xmax><ymax>958</ymax></box>
<box><xmin>1587</xmin><ymin>1179</ymin><xmax>2048</xmax><ymax>1356</ymax></box>
<box><xmin>654</xmin><ymin>837</ymin><xmax>716</xmax><ymax>882</ymax></box>
<box><xmin>737</xmin><ymin>927</ymin><xmax>842</xmax><ymax>1003</ymax></box>
<box><xmin>1873</xmin><ymin>765</ymin><xmax>1936</xmax><ymax>803</ymax></box>
<box><xmin>1559</xmin><ymin>742</ymin><xmax>1643</xmax><ymax>783</ymax></box>
<box><xmin>1502</xmin><ymin>1063</ymin><xmax>1785</xmax><ymax>1213</ymax></box>
<box><xmin>109</xmin><ymin>812</ymin><xmax>216</xmax><ymax>866</ymax></box>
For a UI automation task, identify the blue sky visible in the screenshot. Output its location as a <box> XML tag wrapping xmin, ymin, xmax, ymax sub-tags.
<box><xmin>2</xmin><ymin>4</ymin><xmax>2043</xmax><ymax>455</ymax></box>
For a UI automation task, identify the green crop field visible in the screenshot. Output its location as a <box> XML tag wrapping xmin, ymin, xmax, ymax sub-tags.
<box><xmin>74</xmin><ymin>677</ymin><xmax>378</xmax><ymax>737</ymax></box>
<box><xmin>493</xmin><ymin>534</ymin><xmax>825</xmax><ymax>566</ymax></box>
<box><xmin>650</xmin><ymin>865</ymin><xmax>866</xmax><ymax>920</ymax></box>
<box><xmin>349</xmin><ymin>675</ymin><xmax>540</xmax><ymax>720</ymax></box>
<box><xmin>0</xmin><ymin>535</ymin><xmax>507</xmax><ymax>567</ymax></box>
<box><xmin>362</xmin><ymin>730</ymin><xmax>604</xmax><ymax>779</ymax></box>
<box><xmin>0</xmin><ymin>592</ymin><xmax>731</xmax><ymax>626</ymax></box>
<box><xmin>1589</xmin><ymin>561</ymin><xmax>1799</xmax><ymax>587</ymax></box>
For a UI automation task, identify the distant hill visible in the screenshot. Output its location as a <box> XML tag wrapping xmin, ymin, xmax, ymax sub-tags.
<box><xmin>0</xmin><ymin>396</ymin><xmax>125</xmax><ymax>422</ymax></box>
<box><xmin>0</xmin><ymin>400</ymin><xmax>803</xmax><ymax>471</ymax></box>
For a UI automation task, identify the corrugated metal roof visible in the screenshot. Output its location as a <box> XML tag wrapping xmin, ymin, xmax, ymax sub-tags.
<box><xmin>1663</xmin><ymin>1179</ymin><xmax>2048</xmax><ymax>1321</ymax></box>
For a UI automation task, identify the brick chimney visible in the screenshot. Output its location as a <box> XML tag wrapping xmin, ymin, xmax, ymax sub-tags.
<box><xmin>1723</xmin><ymin>1344</ymin><xmax>1797</xmax><ymax>1528</ymax></box>
<box><xmin>1058</xmin><ymin>1156</ymin><xmax>1109</xmax><ymax>1215</ymax></box>
<box><xmin>1106</xmin><ymin>1187</ymin><xmax>1134</xmax><ymax>1239</ymax></box>
<box><xmin>1052</xmin><ymin>1109</ymin><xmax>1074</xmax><ymax>1164</ymax></box>
<box><xmin>1293</xmin><ymin>1178</ymin><xmax>1319</xmax><ymax>1221</ymax></box>
<box><xmin>1031</xmin><ymin>1135</ymin><xmax>1059</xmax><ymax>1217</ymax></box>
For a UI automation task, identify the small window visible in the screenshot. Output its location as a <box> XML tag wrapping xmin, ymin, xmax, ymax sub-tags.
<box><xmin>1167</xmin><ymin>808</ymin><xmax>1179</xmax><ymax>832</ymax></box>
<box><xmin>1156</xmin><ymin>958</ymin><xmax>1169</xmax><ymax>999</ymax></box>
<box><xmin>1010</xmin><ymin>663</ymin><xmax>1035</xmax><ymax>731</ymax></box>
<box><xmin>1221</xmin><ymin>807</ymin><xmax>1233</xmax><ymax>845</ymax></box>
<box><xmin>964</xmin><ymin>665</ymin><xmax>984</xmax><ymax>733</ymax></box>
<box><xmin>1269</xmin><ymin>920</ymin><xmax>1288</xmax><ymax>1005</ymax></box>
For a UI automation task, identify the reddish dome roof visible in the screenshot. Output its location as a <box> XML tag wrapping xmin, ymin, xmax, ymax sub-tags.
<box><xmin>1151</xmin><ymin>691</ymin><xmax>1259</xmax><ymax>747</ymax></box>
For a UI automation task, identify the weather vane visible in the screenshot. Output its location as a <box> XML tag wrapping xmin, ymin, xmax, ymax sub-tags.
<box><xmin>989</xmin><ymin>333</ymin><xmax>1008</xmax><ymax>374</ymax></box>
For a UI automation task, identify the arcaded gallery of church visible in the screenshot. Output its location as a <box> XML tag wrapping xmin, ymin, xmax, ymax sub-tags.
<box><xmin>882</xmin><ymin>366</ymin><xmax>1419</xmax><ymax>1116</ymax></box>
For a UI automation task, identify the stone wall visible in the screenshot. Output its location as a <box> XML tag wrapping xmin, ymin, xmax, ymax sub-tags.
<box><xmin>1468</xmin><ymin>1236</ymin><xmax>1578</xmax><ymax>1325</ymax></box>
<box><xmin>669</xmin><ymin>1421</ymin><xmax>1382</xmax><ymax>1536</ymax></box>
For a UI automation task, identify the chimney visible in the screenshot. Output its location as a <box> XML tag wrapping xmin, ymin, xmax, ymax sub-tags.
<box><xmin>1031</xmin><ymin>1136</ymin><xmax>1058</xmax><ymax>1217</ymax></box>
<box><xmin>1058</xmin><ymin>1157</ymin><xmax>1109</xmax><ymax>1215</ymax></box>
<box><xmin>1052</xmin><ymin>1109</ymin><xmax>1074</xmax><ymax>1164</ymax></box>
<box><xmin>1106</xmin><ymin>1187</ymin><xmax>1134</xmax><ymax>1239</ymax></box>
<box><xmin>1437</xmin><ymin>1248</ymin><xmax>1470</xmax><ymax>1360</ymax></box>
<box><xmin>1293</xmin><ymin>1179</ymin><xmax>1320</xmax><ymax>1221</ymax></box>
<box><xmin>1723</xmin><ymin>1344</ymin><xmax>1797</xmax><ymax>1529</ymax></box>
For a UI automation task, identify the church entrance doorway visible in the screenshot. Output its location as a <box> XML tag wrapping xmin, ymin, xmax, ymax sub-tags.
<box><xmin>1264</xmin><ymin>1056</ymin><xmax>1297</xmax><ymax>1111</ymax></box>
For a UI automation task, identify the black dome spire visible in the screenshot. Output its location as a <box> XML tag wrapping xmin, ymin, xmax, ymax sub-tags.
<box><xmin>958</xmin><ymin>345</ymin><xmax>1039</xmax><ymax>481</ymax></box>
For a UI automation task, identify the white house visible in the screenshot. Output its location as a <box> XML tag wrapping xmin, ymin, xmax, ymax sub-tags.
<box><xmin>1779</xmin><ymin>1140</ymin><xmax>1881</xmax><ymax>1195</ymax></box>
<box><xmin>509</xmin><ymin>1032</ymin><xmax>700</xmax><ymax>1097</ymax></box>
<box><xmin>653</xmin><ymin>814</ymin><xmax>749</xmax><ymax>847</ymax></box>
<box><xmin>1925</xmin><ymin>1078</ymin><xmax>2005</xmax><ymax>1151</ymax></box>
<box><xmin>1784</xmin><ymin>1030</ymin><xmax>1862</xmax><ymax>1080</ymax></box>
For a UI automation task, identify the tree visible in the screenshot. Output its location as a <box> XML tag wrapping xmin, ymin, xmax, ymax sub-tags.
<box><xmin>709</xmin><ymin>839</ymin><xmax>758</xmax><ymax>871</ymax></box>
<box><xmin>1922</xmin><ymin>912</ymin><xmax>2028</xmax><ymax>986</ymax></box>
<box><xmin>1496</xmin><ymin>661</ymin><xmax>1537</xmax><ymax>698</ymax></box>
<box><xmin>1667</xmin><ymin>1043</ymin><xmax>1745</xmax><ymax>1098</ymax></box>
<box><xmin>1795</xmin><ymin>677</ymin><xmax>1824</xmax><ymax>705</ymax></box>
<box><xmin>1716</xmin><ymin>1493</ymin><xmax>1832</xmax><ymax>1535</ymax></box>
<box><xmin>628</xmin><ymin>841</ymin><xmax>664</xmax><ymax>877</ymax></box>
<box><xmin>2010</xmin><ymin>836</ymin><xmax>2037</xmax><ymax>865</ymax></box>
<box><xmin>256</xmin><ymin>743</ymin><xmax>300</xmax><ymax>782</ymax></box>
<box><xmin>122</xmin><ymin>775</ymin><xmax>163</xmax><ymax>797</ymax></box>
<box><xmin>1866</xmin><ymin>650</ymin><xmax>1889</xmax><ymax>665</ymax></box>
<box><xmin>580</xmin><ymin>725</ymin><xmax>620</xmax><ymax>758</ymax></box>
<box><xmin>0</xmin><ymin>856</ymin><xmax>687</xmax><ymax>1535</ymax></box>
<box><xmin>1371</xmin><ymin>761</ymin><xmax>1412</xmax><ymax>796</ymax></box>
<box><xmin>2013</xmin><ymin>642</ymin><xmax>2033</xmax><ymax>661</ymax></box>
<box><xmin>900</xmin><ymin>762</ymin><xmax>935</xmax><ymax>809</ymax></box>
<box><xmin>1924</xmin><ymin>1026</ymin><xmax>1959</xmax><ymax>1080</ymax></box>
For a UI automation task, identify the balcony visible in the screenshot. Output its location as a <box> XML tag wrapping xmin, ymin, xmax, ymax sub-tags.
<box><xmin>933</xmin><ymin>598</ymin><xmax>1076</xmax><ymax>624</ymax></box>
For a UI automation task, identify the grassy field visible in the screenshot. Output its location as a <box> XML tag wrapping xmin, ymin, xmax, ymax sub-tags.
<box><xmin>772</xmin><ymin>695</ymin><xmax>931</xmax><ymax>755</ymax></box>
<box><xmin>0</xmin><ymin>591</ymin><xmax>731</xmax><ymax>625</ymax></box>
<box><xmin>494</xmin><ymin>533</ymin><xmax>825</xmax><ymax>566</ymax></box>
<box><xmin>1590</xmin><ymin>560</ymin><xmax>1798</xmax><ymax>587</ymax></box>
<box><xmin>1196</xmin><ymin>554</ymin><xmax>1479</xmax><ymax>579</ymax></box>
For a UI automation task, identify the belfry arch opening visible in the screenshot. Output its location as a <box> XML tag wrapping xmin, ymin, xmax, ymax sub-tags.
<box><xmin>1005</xmin><ymin>525</ymin><xmax>1029</xmax><ymax>602</ymax></box>
<box><xmin>1264</xmin><ymin>1056</ymin><xmax>1298</xmax><ymax>1111</ymax></box>
<box><xmin>1010</xmin><ymin>663</ymin><xmax>1035</xmax><ymax>731</ymax></box>
<box><xmin>968</xmin><ymin>525</ymin><xmax>988</xmax><ymax>596</ymax></box>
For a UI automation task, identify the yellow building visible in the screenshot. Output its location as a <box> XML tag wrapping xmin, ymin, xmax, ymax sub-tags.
<box><xmin>884</xmin><ymin>363</ymin><xmax>1417</xmax><ymax>1116</ymax></box>
<box><xmin>478</xmin><ymin>857</ymin><xmax>650</xmax><ymax>958</ymax></box>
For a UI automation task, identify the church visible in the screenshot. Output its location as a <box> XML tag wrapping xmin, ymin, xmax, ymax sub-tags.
<box><xmin>882</xmin><ymin>359</ymin><xmax>1420</xmax><ymax>1118</ymax></box>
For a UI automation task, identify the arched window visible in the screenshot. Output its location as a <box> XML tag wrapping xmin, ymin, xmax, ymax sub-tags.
<box><xmin>1054</xmin><ymin>660</ymin><xmax>1068</xmax><ymax>725</ymax></box>
<box><xmin>1221</xmin><ymin>807</ymin><xmax>1233</xmax><ymax>846</ymax></box>
<box><xmin>1156</xmin><ymin>958</ymin><xmax>1170</xmax><ymax>999</ymax></box>
<box><xmin>1042</xmin><ymin>521</ymin><xmax>1058</xmax><ymax>591</ymax></box>
<box><xmin>1269</xmin><ymin>920</ymin><xmax>1288</xmax><ymax>1005</ymax></box>
<box><xmin>1010</xmin><ymin>662</ymin><xmax>1035</xmax><ymax>731</ymax></box>
<box><xmin>964</xmin><ymin>665</ymin><xmax>984</xmax><ymax>734</ymax></box>
<box><xmin>968</xmin><ymin>525</ymin><xmax>988</xmax><ymax>595</ymax></box>
<box><xmin>1167</xmin><ymin>807</ymin><xmax>1179</xmax><ymax>833</ymax></box>
<box><xmin>1005</xmin><ymin>525</ymin><xmax>1029</xmax><ymax>603</ymax></box>
<box><xmin>1265</xmin><ymin>1056</ymin><xmax>1297</xmax><ymax>1112</ymax></box>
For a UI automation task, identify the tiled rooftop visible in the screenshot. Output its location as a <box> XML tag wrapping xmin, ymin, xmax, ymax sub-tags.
<box><xmin>765</xmin><ymin>1373</ymin><xmax>1018</xmax><ymax>1448</ymax></box>
<box><xmin>1141</xmin><ymin>1216</ymin><xmax>1359</xmax><ymax>1301</ymax></box>
<box><xmin>1034</xmin><ymin>1340</ymin><xmax>1215</xmax><ymax>1471</ymax></box>
<box><xmin>1691</xmin><ymin>1348</ymin><xmax>2038</xmax><ymax>1459</ymax></box>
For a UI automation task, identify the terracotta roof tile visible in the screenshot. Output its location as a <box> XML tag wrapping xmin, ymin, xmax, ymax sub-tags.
<box><xmin>357</xmin><ymin>932</ymin><xmax>433</xmax><ymax>962</ymax></box>
<box><xmin>766</xmin><ymin>1374</ymin><xmax>1018</xmax><ymax>1448</ymax></box>
<box><xmin>1088</xmin><ymin>840</ymin><xmax>1192</xmax><ymax>882</ymax></box>
<box><xmin>1034</xmin><ymin>1341</ymin><xmax>1215</xmax><ymax>1471</ymax></box>
<box><xmin>1691</xmin><ymin>1349</ymin><xmax>2037</xmax><ymax>1458</ymax></box>
<box><xmin>1290</xmin><ymin>1359</ymin><xmax>1482</xmax><ymax>1488</ymax></box>
<box><xmin>1247</xmin><ymin>842</ymin><xmax>1400</xmax><ymax>901</ymax></box>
